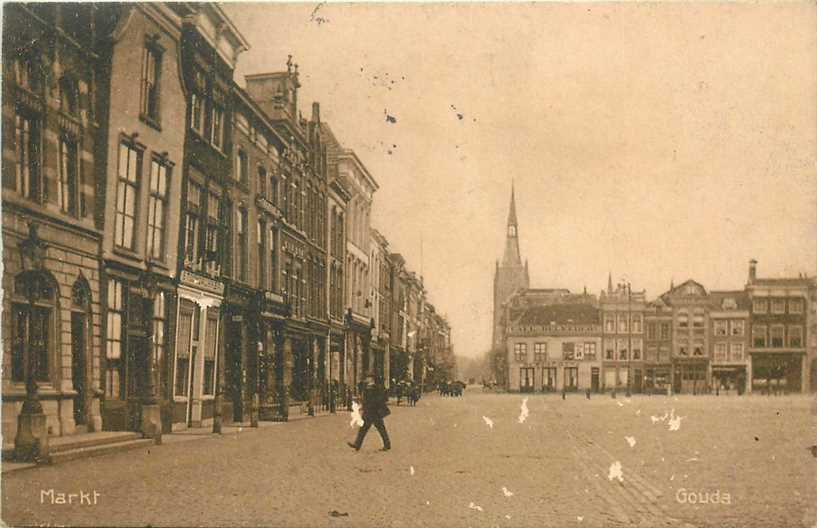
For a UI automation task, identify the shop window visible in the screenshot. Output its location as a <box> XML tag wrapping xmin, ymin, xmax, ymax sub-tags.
<box><xmin>174</xmin><ymin>302</ymin><xmax>194</xmax><ymax>397</ymax></box>
<box><xmin>106</xmin><ymin>279</ymin><xmax>125</xmax><ymax>399</ymax></box>
<box><xmin>152</xmin><ymin>292</ymin><xmax>166</xmax><ymax>394</ymax></box>
<box><xmin>203</xmin><ymin>309</ymin><xmax>218</xmax><ymax>395</ymax></box>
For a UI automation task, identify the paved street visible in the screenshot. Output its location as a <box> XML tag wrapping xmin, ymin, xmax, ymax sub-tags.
<box><xmin>3</xmin><ymin>391</ymin><xmax>816</xmax><ymax>528</ymax></box>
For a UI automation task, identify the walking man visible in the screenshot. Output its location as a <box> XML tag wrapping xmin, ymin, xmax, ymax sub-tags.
<box><xmin>348</xmin><ymin>375</ymin><xmax>391</xmax><ymax>451</ymax></box>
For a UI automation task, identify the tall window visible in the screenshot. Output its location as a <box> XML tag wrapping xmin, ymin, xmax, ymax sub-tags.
<box><xmin>190</xmin><ymin>92</ymin><xmax>204</xmax><ymax>133</ymax></box>
<box><xmin>618</xmin><ymin>315</ymin><xmax>628</xmax><ymax>333</ymax></box>
<box><xmin>770</xmin><ymin>326</ymin><xmax>784</xmax><ymax>348</ymax></box>
<box><xmin>714</xmin><ymin>320</ymin><xmax>728</xmax><ymax>336</ymax></box>
<box><xmin>141</xmin><ymin>44</ymin><xmax>162</xmax><ymax>122</ymax></box>
<box><xmin>752</xmin><ymin>299</ymin><xmax>767</xmax><ymax>314</ymax></box>
<box><xmin>632</xmin><ymin>315</ymin><xmax>642</xmax><ymax>333</ymax></box>
<box><xmin>211</xmin><ymin>105</ymin><xmax>224</xmax><ymax>149</ymax></box>
<box><xmin>184</xmin><ymin>183</ymin><xmax>201</xmax><ymax>266</ymax></box>
<box><xmin>15</xmin><ymin>112</ymin><xmax>40</xmax><ymax>200</ymax></box>
<box><xmin>106</xmin><ymin>279</ymin><xmax>125</xmax><ymax>399</ymax></box>
<box><xmin>152</xmin><ymin>292</ymin><xmax>166</xmax><ymax>394</ymax></box>
<box><xmin>147</xmin><ymin>158</ymin><xmax>170</xmax><ymax>259</ymax></box>
<box><xmin>660</xmin><ymin>323</ymin><xmax>670</xmax><ymax>340</ymax></box>
<box><xmin>730</xmin><ymin>343</ymin><xmax>744</xmax><ymax>361</ymax></box>
<box><xmin>11</xmin><ymin>273</ymin><xmax>53</xmax><ymax>383</ymax></box>
<box><xmin>584</xmin><ymin>342</ymin><xmax>597</xmax><ymax>359</ymax></box>
<box><xmin>752</xmin><ymin>325</ymin><xmax>767</xmax><ymax>348</ymax></box>
<box><xmin>203</xmin><ymin>309</ymin><xmax>218</xmax><ymax>395</ymax></box>
<box><xmin>533</xmin><ymin>343</ymin><xmax>547</xmax><ymax>363</ymax></box>
<box><xmin>269</xmin><ymin>225</ymin><xmax>277</xmax><ymax>291</ymax></box>
<box><xmin>730</xmin><ymin>320</ymin><xmax>745</xmax><ymax>336</ymax></box>
<box><xmin>58</xmin><ymin>136</ymin><xmax>78</xmax><ymax>215</ymax></box>
<box><xmin>714</xmin><ymin>342</ymin><xmax>727</xmax><ymax>361</ymax></box>
<box><xmin>115</xmin><ymin>142</ymin><xmax>141</xmax><ymax>249</ymax></box>
<box><xmin>190</xmin><ymin>68</ymin><xmax>205</xmax><ymax>133</ymax></box>
<box><xmin>270</xmin><ymin>173</ymin><xmax>278</xmax><ymax>206</ymax></box>
<box><xmin>789</xmin><ymin>298</ymin><xmax>803</xmax><ymax>314</ymax></box>
<box><xmin>771</xmin><ymin>299</ymin><xmax>786</xmax><ymax>314</ymax></box>
<box><xmin>236</xmin><ymin>148</ymin><xmax>247</xmax><ymax>183</ymax></box>
<box><xmin>788</xmin><ymin>326</ymin><xmax>803</xmax><ymax>348</ymax></box>
<box><xmin>646</xmin><ymin>323</ymin><xmax>657</xmax><ymax>340</ymax></box>
<box><xmin>60</xmin><ymin>78</ymin><xmax>78</xmax><ymax>115</ymax></box>
<box><xmin>237</xmin><ymin>208</ymin><xmax>248</xmax><ymax>281</ymax></box>
<box><xmin>257</xmin><ymin>220</ymin><xmax>266</xmax><ymax>287</ymax></box>
<box><xmin>513</xmin><ymin>342</ymin><xmax>527</xmax><ymax>363</ymax></box>
<box><xmin>258</xmin><ymin>166</ymin><xmax>267</xmax><ymax>198</ymax></box>
<box><xmin>205</xmin><ymin>191</ymin><xmax>220</xmax><ymax>274</ymax></box>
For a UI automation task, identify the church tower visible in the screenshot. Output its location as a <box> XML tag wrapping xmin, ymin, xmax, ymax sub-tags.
<box><xmin>492</xmin><ymin>183</ymin><xmax>530</xmax><ymax>349</ymax></box>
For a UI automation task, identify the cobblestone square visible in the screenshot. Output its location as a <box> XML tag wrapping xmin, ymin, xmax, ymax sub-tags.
<box><xmin>3</xmin><ymin>392</ymin><xmax>815</xmax><ymax>527</ymax></box>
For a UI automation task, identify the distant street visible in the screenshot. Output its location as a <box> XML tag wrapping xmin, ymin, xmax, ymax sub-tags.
<box><xmin>3</xmin><ymin>391</ymin><xmax>816</xmax><ymax>528</ymax></box>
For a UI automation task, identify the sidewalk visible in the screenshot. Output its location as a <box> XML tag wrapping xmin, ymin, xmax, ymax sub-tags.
<box><xmin>1</xmin><ymin>408</ymin><xmax>341</xmax><ymax>474</ymax></box>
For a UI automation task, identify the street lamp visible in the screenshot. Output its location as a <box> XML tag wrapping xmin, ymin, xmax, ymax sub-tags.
<box><xmin>15</xmin><ymin>222</ymin><xmax>50</xmax><ymax>462</ymax></box>
<box><xmin>141</xmin><ymin>265</ymin><xmax>162</xmax><ymax>443</ymax></box>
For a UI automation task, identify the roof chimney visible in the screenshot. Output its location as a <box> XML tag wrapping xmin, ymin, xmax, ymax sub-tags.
<box><xmin>749</xmin><ymin>259</ymin><xmax>757</xmax><ymax>284</ymax></box>
<box><xmin>312</xmin><ymin>101</ymin><xmax>320</xmax><ymax>124</ymax></box>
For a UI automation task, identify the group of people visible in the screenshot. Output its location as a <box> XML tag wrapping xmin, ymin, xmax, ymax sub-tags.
<box><xmin>438</xmin><ymin>380</ymin><xmax>465</xmax><ymax>397</ymax></box>
<box><xmin>393</xmin><ymin>381</ymin><xmax>421</xmax><ymax>407</ymax></box>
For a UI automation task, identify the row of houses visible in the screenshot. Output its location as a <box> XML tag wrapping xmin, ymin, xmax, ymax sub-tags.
<box><xmin>2</xmin><ymin>3</ymin><xmax>453</xmax><ymax>460</ymax></box>
<box><xmin>492</xmin><ymin>189</ymin><xmax>816</xmax><ymax>395</ymax></box>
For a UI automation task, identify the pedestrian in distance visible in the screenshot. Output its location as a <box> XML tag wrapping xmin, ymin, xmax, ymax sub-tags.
<box><xmin>347</xmin><ymin>375</ymin><xmax>391</xmax><ymax>452</ymax></box>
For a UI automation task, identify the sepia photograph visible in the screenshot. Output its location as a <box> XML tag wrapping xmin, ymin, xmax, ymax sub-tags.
<box><xmin>0</xmin><ymin>1</ymin><xmax>815</xmax><ymax>527</ymax></box>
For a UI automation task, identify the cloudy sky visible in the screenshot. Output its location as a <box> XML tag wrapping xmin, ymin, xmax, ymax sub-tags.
<box><xmin>224</xmin><ymin>2</ymin><xmax>817</xmax><ymax>359</ymax></box>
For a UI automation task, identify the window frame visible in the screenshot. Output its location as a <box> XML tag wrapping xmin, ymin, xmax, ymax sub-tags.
<box><xmin>146</xmin><ymin>156</ymin><xmax>171</xmax><ymax>261</ymax></box>
<box><xmin>140</xmin><ymin>41</ymin><xmax>164</xmax><ymax>126</ymax></box>
<box><xmin>114</xmin><ymin>141</ymin><xmax>143</xmax><ymax>250</ymax></box>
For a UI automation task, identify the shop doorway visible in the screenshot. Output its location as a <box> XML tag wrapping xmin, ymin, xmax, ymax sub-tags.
<box><xmin>519</xmin><ymin>367</ymin><xmax>535</xmax><ymax>392</ymax></box>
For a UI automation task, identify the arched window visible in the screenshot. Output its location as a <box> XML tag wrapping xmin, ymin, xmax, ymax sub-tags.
<box><xmin>12</xmin><ymin>271</ymin><xmax>56</xmax><ymax>383</ymax></box>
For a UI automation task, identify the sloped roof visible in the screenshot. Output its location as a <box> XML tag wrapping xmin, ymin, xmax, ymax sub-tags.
<box><xmin>513</xmin><ymin>303</ymin><xmax>600</xmax><ymax>326</ymax></box>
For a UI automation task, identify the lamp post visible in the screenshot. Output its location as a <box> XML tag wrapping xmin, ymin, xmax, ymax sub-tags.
<box><xmin>141</xmin><ymin>265</ymin><xmax>162</xmax><ymax>443</ymax></box>
<box><xmin>15</xmin><ymin>223</ymin><xmax>50</xmax><ymax>462</ymax></box>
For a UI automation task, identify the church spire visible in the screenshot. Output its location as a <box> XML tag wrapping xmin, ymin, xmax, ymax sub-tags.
<box><xmin>607</xmin><ymin>272</ymin><xmax>613</xmax><ymax>294</ymax></box>
<box><xmin>507</xmin><ymin>180</ymin><xmax>518</xmax><ymax>229</ymax></box>
<box><xmin>501</xmin><ymin>183</ymin><xmax>522</xmax><ymax>267</ymax></box>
